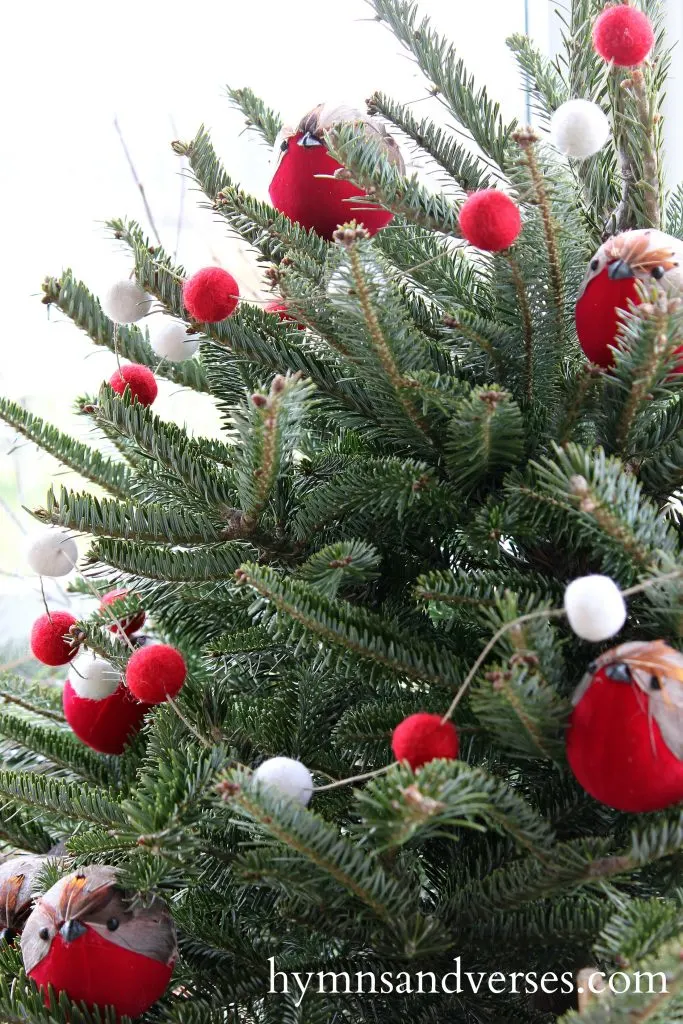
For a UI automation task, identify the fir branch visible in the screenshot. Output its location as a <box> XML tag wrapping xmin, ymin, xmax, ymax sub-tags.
<box><xmin>370</xmin><ymin>0</ymin><xmax>516</xmax><ymax>169</ymax></box>
<box><xmin>41</xmin><ymin>271</ymin><xmax>209</xmax><ymax>393</ymax></box>
<box><xmin>89</xmin><ymin>537</ymin><xmax>251</xmax><ymax>583</ymax></box>
<box><xmin>235</xmin><ymin>375</ymin><xmax>315</xmax><ymax>527</ymax></box>
<box><xmin>513</xmin><ymin>129</ymin><xmax>565</xmax><ymax>343</ymax></box>
<box><xmin>505</xmin><ymin>254</ymin><xmax>534</xmax><ymax>403</ymax></box>
<box><xmin>0</xmin><ymin>398</ymin><xmax>132</xmax><ymax>501</ymax></box>
<box><xmin>346</xmin><ymin>241</ymin><xmax>431</xmax><ymax>438</ymax></box>
<box><xmin>356</xmin><ymin>759</ymin><xmax>555</xmax><ymax>854</ymax></box>
<box><xmin>367</xmin><ymin>91</ymin><xmax>496</xmax><ymax>193</ymax></box>
<box><xmin>444</xmin><ymin>387</ymin><xmax>524</xmax><ymax>493</ymax></box>
<box><xmin>0</xmin><ymin>770</ymin><xmax>125</xmax><ymax>827</ymax></box>
<box><xmin>177</xmin><ymin>127</ymin><xmax>329</xmax><ymax>265</ymax></box>
<box><xmin>325</xmin><ymin>124</ymin><xmax>461</xmax><ymax>234</ymax></box>
<box><xmin>35</xmin><ymin>485</ymin><xmax>219</xmax><ymax>545</ymax></box>
<box><xmin>235</xmin><ymin>564</ymin><xmax>464</xmax><ymax>689</ymax></box>
<box><xmin>225</xmin><ymin>86</ymin><xmax>283</xmax><ymax>146</ymax></box>
<box><xmin>506</xmin><ymin>33</ymin><xmax>568</xmax><ymax>122</ymax></box>
<box><xmin>222</xmin><ymin>767</ymin><xmax>416</xmax><ymax>922</ymax></box>
<box><xmin>95</xmin><ymin>387</ymin><xmax>238</xmax><ymax>508</ymax></box>
<box><xmin>506</xmin><ymin>443</ymin><xmax>679</xmax><ymax>579</ymax></box>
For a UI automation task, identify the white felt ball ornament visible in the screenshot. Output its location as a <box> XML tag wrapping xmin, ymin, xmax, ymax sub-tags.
<box><xmin>564</xmin><ymin>575</ymin><xmax>627</xmax><ymax>642</ymax></box>
<box><xmin>25</xmin><ymin>527</ymin><xmax>78</xmax><ymax>577</ymax></box>
<box><xmin>252</xmin><ymin>756</ymin><xmax>313</xmax><ymax>806</ymax></box>
<box><xmin>550</xmin><ymin>99</ymin><xmax>610</xmax><ymax>160</ymax></box>
<box><xmin>67</xmin><ymin>654</ymin><xmax>121</xmax><ymax>700</ymax></box>
<box><xmin>101</xmin><ymin>280</ymin><xmax>153</xmax><ymax>324</ymax></box>
<box><xmin>150</xmin><ymin>321</ymin><xmax>200</xmax><ymax>362</ymax></box>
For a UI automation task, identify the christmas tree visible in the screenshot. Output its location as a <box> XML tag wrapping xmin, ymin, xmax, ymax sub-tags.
<box><xmin>2</xmin><ymin>0</ymin><xmax>683</xmax><ymax>1020</ymax></box>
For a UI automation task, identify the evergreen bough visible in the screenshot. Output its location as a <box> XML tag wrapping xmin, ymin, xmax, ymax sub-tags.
<box><xmin>2</xmin><ymin>1</ymin><xmax>683</xmax><ymax>1021</ymax></box>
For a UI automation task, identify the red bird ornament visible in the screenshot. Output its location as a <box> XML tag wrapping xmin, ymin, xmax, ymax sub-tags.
<box><xmin>269</xmin><ymin>103</ymin><xmax>404</xmax><ymax>240</ymax></box>
<box><xmin>22</xmin><ymin>865</ymin><xmax>177</xmax><ymax>1019</ymax></box>
<box><xmin>0</xmin><ymin>855</ymin><xmax>46</xmax><ymax>943</ymax></box>
<box><xmin>575</xmin><ymin>228</ymin><xmax>683</xmax><ymax>367</ymax></box>
<box><xmin>566</xmin><ymin>640</ymin><xmax>683</xmax><ymax>812</ymax></box>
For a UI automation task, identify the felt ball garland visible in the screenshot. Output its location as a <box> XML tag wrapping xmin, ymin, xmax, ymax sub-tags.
<box><xmin>564</xmin><ymin>575</ymin><xmax>627</xmax><ymax>642</ymax></box>
<box><xmin>125</xmin><ymin>643</ymin><xmax>187</xmax><ymax>704</ymax></box>
<box><xmin>391</xmin><ymin>713</ymin><xmax>459</xmax><ymax>770</ymax></box>
<box><xmin>550</xmin><ymin>99</ymin><xmax>610</xmax><ymax>160</ymax></box>
<box><xmin>458</xmin><ymin>190</ymin><xmax>522</xmax><ymax>252</ymax></box>
<box><xmin>25</xmin><ymin>527</ymin><xmax>78</xmax><ymax>578</ymax></box>
<box><xmin>593</xmin><ymin>5</ymin><xmax>654</xmax><ymax>67</ymax></box>
<box><xmin>108</xmin><ymin>364</ymin><xmax>158</xmax><ymax>406</ymax></box>
<box><xmin>101</xmin><ymin>280</ymin><xmax>153</xmax><ymax>324</ymax></box>
<box><xmin>252</xmin><ymin>756</ymin><xmax>314</xmax><ymax>805</ymax></box>
<box><xmin>183</xmin><ymin>268</ymin><xmax>240</xmax><ymax>323</ymax></box>
<box><xmin>151</xmin><ymin>320</ymin><xmax>200</xmax><ymax>362</ymax></box>
<box><xmin>30</xmin><ymin>612</ymin><xmax>78</xmax><ymax>666</ymax></box>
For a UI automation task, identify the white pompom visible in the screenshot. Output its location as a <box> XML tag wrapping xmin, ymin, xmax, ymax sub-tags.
<box><xmin>252</xmin><ymin>756</ymin><xmax>313</xmax><ymax>805</ymax></box>
<box><xmin>550</xmin><ymin>99</ymin><xmax>610</xmax><ymax>160</ymax></box>
<box><xmin>564</xmin><ymin>575</ymin><xmax>627</xmax><ymax>642</ymax></box>
<box><xmin>25</xmin><ymin>527</ymin><xmax>78</xmax><ymax>577</ymax></box>
<box><xmin>68</xmin><ymin>655</ymin><xmax>121</xmax><ymax>700</ymax></box>
<box><xmin>150</xmin><ymin>321</ymin><xmax>200</xmax><ymax>362</ymax></box>
<box><xmin>101</xmin><ymin>280</ymin><xmax>153</xmax><ymax>324</ymax></box>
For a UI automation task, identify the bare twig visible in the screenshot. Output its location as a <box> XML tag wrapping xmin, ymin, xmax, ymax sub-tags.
<box><xmin>113</xmin><ymin>117</ymin><xmax>162</xmax><ymax>247</ymax></box>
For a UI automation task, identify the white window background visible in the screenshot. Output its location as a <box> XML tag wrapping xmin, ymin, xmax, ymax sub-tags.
<box><xmin>0</xmin><ymin>0</ymin><xmax>680</xmax><ymax>645</ymax></box>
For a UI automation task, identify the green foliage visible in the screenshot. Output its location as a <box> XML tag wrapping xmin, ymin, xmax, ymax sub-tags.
<box><xmin>2</xmin><ymin>2</ymin><xmax>683</xmax><ymax>1022</ymax></box>
<box><xmin>226</xmin><ymin>86</ymin><xmax>283</xmax><ymax>146</ymax></box>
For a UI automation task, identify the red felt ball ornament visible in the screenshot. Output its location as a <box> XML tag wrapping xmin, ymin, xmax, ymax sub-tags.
<box><xmin>592</xmin><ymin>5</ymin><xmax>654</xmax><ymax>67</ymax></box>
<box><xmin>108</xmin><ymin>364</ymin><xmax>158</xmax><ymax>406</ymax></box>
<box><xmin>391</xmin><ymin>713</ymin><xmax>459</xmax><ymax>770</ymax></box>
<box><xmin>183</xmin><ymin>267</ymin><xmax>239</xmax><ymax>323</ymax></box>
<box><xmin>30</xmin><ymin>612</ymin><xmax>77</xmax><ymax>667</ymax></box>
<box><xmin>459</xmin><ymin>190</ymin><xmax>522</xmax><ymax>252</ymax></box>
<box><xmin>22</xmin><ymin>865</ymin><xmax>177</xmax><ymax>1021</ymax></box>
<box><xmin>125</xmin><ymin>643</ymin><xmax>187</xmax><ymax>704</ymax></box>
<box><xmin>567</xmin><ymin>642</ymin><xmax>683</xmax><ymax>812</ymax></box>
<box><xmin>63</xmin><ymin>679</ymin><xmax>152</xmax><ymax>755</ymax></box>
<box><xmin>101</xmin><ymin>588</ymin><xmax>146</xmax><ymax>636</ymax></box>
<box><xmin>264</xmin><ymin>300</ymin><xmax>306</xmax><ymax>330</ymax></box>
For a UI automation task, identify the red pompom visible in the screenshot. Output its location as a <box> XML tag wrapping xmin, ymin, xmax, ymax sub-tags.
<box><xmin>125</xmin><ymin>644</ymin><xmax>187</xmax><ymax>704</ymax></box>
<box><xmin>30</xmin><ymin>612</ymin><xmax>77</xmax><ymax>666</ymax></box>
<box><xmin>183</xmin><ymin>268</ymin><xmax>239</xmax><ymax>323</ymax></box>
<box><xmin>63</xmin><ymin>679</ymin><xmax>151</xmax><ymax>755</ymax></box>
<box><xmin>593</xmin><ymin>5</ymin><xmax>654</xmax><ymax>67</ymax></box>
<box><xmin>101</xmin><ymin>588</ymin><xmax>146</xmax><ymax>636</ymax></box>
<box><xmin>264</xmin><ymin>300</ymin><xmax>306</xmax><ymax>330</ymax></box>
<box><xmin>269</xmin><ymin>132</ymin><xmax>393</xmax><ymax>241</ymax></box>
<box><xmin>567</xmin><ymin>662</ymin><xmax>683</xmax><ymax>812</ymax></box>
<box><xmin>391</xmin><ymin>713</ymin><xmax>459</xmax><ymax>770</ymax></box>
<box><xmin>108</xmin><ymin>364</ymin><xmax>158</xmax><ymax>406</ymax></box>
<box><xmin>459</xmin><ymin>190</ymin><xmax>522</xmax><ymax>252</ymax></box>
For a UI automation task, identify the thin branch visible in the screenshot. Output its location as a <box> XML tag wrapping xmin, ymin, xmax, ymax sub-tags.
<box><xmin>113</xmin><ymin>117</ymin><xmax>162</xmax><ymax>247</ymax></box>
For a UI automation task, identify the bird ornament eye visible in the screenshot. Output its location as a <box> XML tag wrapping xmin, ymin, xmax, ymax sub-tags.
<box><xmin>590</xmin><ymin>258</ymin><xmax>600</xmax><ymax>272</ymax></box>
<box><xmin>651</xmin><ymin>265</ymin><xmax>665</xmax><ymax>280</ymax></box>
<box><xmin>298</xmin><ymin>131</ymin><xmax>323</xmax><ymax>148</ymax></box>
<box><xmin>279</xmin><ymin>138</ymin><xmax>289</xmax><ymax>153</ymax></box>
